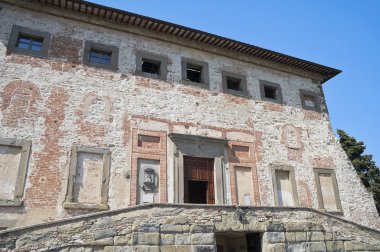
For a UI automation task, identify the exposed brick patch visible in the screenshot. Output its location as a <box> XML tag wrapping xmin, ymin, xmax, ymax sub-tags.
<box><xmin>222</xmin><ymin>93</ymin><xmax>249</xmax><ymax>105</ymax></box>
<box><xmin>131</xmin><ymin>114</ymin><xmax>254</xmax><ymax>136</ymax></box>
<box><xmin>138</xmin><ymin>135</ymin><xmax>160</xmax><ymax>148</ymax></box>
<box><xmin>136</xmin><ymin>76</ymin><xmax>172</xmax><ymax>91</ymax></box>
<box><xmin>263</xmin><ymin>102</ymin><xmax>284</xmax><ymax>112</ymax></box>
<box><xmin>254</xmin><ymin>131</ymin><xmax>264</xmax><ymax>162</ymax></box>
<box><xmin>130</xmin><ymin>130</ymin><xmax>167</xmax><ymax>205</ymax></box>
<box><xmin>25</xmin><ymin>87</ymin><xmax>69</xmax><ymax>208</ymax></box>
<box><xmin>312</xmin><ymin>156</ymin><xmax>336</xmax><ymax>169</ymax></box>
<box><xmin>303</xmin><ymin>110</ymin><xmax>323</xmax><ymax>121</ymax></box>
<box><xmin>281</xmin><ymin>124</ymin><xmax>304</xmax><ymax>161</ymax></box>
<box><xmin>1</xmin><ymin>80</ymin><xmax>40</xmax><ymax>127</ymax></box>
<box><xmin>228</xmin><ymin>141</ymin><xmax>255</xmax><ymax>164</ymax></box>
<box><xmin>177</xmin><ymin>86</ymin><xmax>209</xmax><ymax>98</ymax></box>
<box><xmin>49</xmin><ymin>36</ymin><xmax>83</xmax><ymax>64</ymax></box>
<box><xmin>298</xmin><ymin>180</ymin><xmax>312</xmax><ymax>207</ymax></box>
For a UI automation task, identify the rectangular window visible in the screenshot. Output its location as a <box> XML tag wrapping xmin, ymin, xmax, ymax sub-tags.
<box><xmin>142</xmin><ymin>58</ymin><xmax>161</xmax><ymax>75</ymax></box>
<box><xmin>299</xmin><ymin>90</ymin><xmax>321</xmax><ymax>112</ymax></box>
<box><xmin>0</xmin><ymin>138</ymin><xmax>31</xmax><ymax>206</ymax></box>
<box><xmin>275</xmin><ymin>170</ymin><xmax>294</xmax><ymax>206</ymax></box>
<box><xmin>186</xmin><ymin>63</ymin><xmax>202</xmax><ymax>83</ymax></box>
<box><xmin>7</xmin><ymin>25</ymin><xmax>51</xmax><ymax>57</ymax></box>
<box><xmin>227</xmin><ymin>76</ymin><xmax>242</xmax><ymax>91</ymax></box>
<box><xmin>314</xmin><ymin>169</ymin><xmax>341</xmax><ymax>211</ymax></box>
<box><xmin>260</xmin><ymin>80</ymin><xmax>283</xmax><ymax>104</ymax></box>
<box><xmin>83</xmin><ymin>42</ymin><xmax>119</xmax><ymax>70</ymax></box>
<box><xmin>136</xmin><ymin>51</ymin><xmax>168</xmax><ymax>80</ymax></box>
<box><xmin>181</xmin><ymin>58</ymin><xmax>209</xmax><ymax>88</ymax></box>
<box><xmin>89</xmin><ymin>49</ymin><xmax>112</xmax><ymax>65</ymax></box>
<box><xmin>234</xmin><ymin>166</ymin><xmax>253</xmax><ymax>205</ymax></box>
<box><xmin>222</xmin><ymin>71</ymin><xmax>248</xmax><ymax>96</ymax></box>
<box><xmin>303</xmin><ymin>94</ymin><xmax>316</xmax><ymax>107</ymax></box>
<box><xmin>17</xmin><ymin>34</ymin><xmax>43</xmax><ymax>51</ymax></box>
<box><xmin>64</xmin><ymin>146</ymin><xmax>111</xmax><ymax>210</ymax></box>
<box><xmin>264</xmin><ymin>85</ymin><xmax>277</xmax><ymax>99</ymax></box>
<box><xmin>271</xmin><ymin>165</ymin><xmax>299</xmax><ymax>207</ymax></box>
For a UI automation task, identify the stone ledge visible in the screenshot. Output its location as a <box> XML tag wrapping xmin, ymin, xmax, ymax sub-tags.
<box><xmin>0</xmin><ymin>199</ymin><xmax>23</xmax><ymax>207</ymax></box>
<box><xmin>63</xmin><ymin>202</ymin><xmax>109</xmax><ymax>210</ymax></box>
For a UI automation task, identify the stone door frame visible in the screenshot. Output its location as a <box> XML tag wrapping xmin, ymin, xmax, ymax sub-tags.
<box><xmin>168</xmin><ymin>133</ymin><xmax>228</xmax><ymax>204</ymax></box>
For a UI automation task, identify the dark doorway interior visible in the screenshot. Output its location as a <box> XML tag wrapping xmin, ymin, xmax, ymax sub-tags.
<box><xmin>246</xmin><ymin>233</ymin><xmax>261</xmax><ymax>252</ymax></box>
<box><xmin>184</xmin><ymin>156</ymin><xmax>215</xmax><ymax>204</ymax></box>
<box><xmin>188</xmin><ymin>181</ymin><xmax>208</xmax><ymax>204</ymax></box>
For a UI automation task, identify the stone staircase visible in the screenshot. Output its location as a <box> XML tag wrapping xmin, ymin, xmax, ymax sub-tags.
<box><xmin>0</xmin><ymin>203</ymin><xmax>379</xmax><ymax>251</ymax></box>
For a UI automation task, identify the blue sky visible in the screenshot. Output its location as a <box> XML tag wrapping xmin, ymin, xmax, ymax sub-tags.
<box><xmin>90</xmin><ymin>0</ymin><xmax>380</xmax><ymax>164</ymax></box>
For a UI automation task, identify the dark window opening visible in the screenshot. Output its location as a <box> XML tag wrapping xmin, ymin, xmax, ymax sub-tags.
<box><xmin>246</xmin><ymin>233</ymin><xmax>262</xmax><ymax>252</ymax></box>
<box><xmin>303</xmin><ymin>94</ymin><xmax>316</xmax><ymax>108</ymax></box>
<box><xmin>187</xmin><ymin>181</ymin><xmax>208</xmax><ymax>204</ymax></box>
<box><xmin>186</xmin><ymin>64</ymin><xmax>202</xmax><ymax>83</ymax></box>
<box><xmin>17</xmin><ymin>34</ymin><xmax>43</xmax><ymax>52</ymax></box>
<box><xmin>142</xmin><ymin>58</ymin><xmax>161</xmax><ymax>75</ymax></box>
<box><xmin>264</xmin><ymin>85</ymin><xmax>277</xmax><ymax>100</ymax></box>
<box><xmin>227</xmin><ymin>76</ymin><xmax>242</xmax><ymax>91</ymax></box>
<box><xmin>89</xmin><ymin>49</ymin><xmax>112</xmax><ymax>65</ymax></box>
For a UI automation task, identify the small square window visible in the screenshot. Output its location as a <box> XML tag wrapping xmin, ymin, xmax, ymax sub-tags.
<box><xmin>83</xmin><ymin>42</ymin><xmax>119</xmax><ymax>70</ymax></box>
<box><xmin>142</xmin><ymin>58</ymin><xmax>161</xmax><ymax>75</ymax></box>
<box><xmin>299</xmin><ymin>90</ymin><xmax>321</xmax><ymax>112</ymax></box>
<box><xmin>7</xmin><ymin>25</ymin><xmax>51</xmax><ymax>58</ymax></box>
<box><xmin>222</xmin><ymin>71</ymin><xmax>248</xmax><ymax>97</ymax></box>
<box><xmin>260</xmin><ymin>80</ymin><xmax>283</xmax><ymax>104</ymax></box>
<box><xmin>186</xmin><ymin>64</ymin><xmax>202</xmax><ymax>83</ymax></box>
<box><xmin>89</xmin><ymin>49</ymin><xmax>112</xmax><ymax>65</ymax></box>
<box><xmin>264</xmin><ymin>86</ymin><xmax>277</xmax><ymax>99</ymax></box>
<box><xmin>227</xmin><ymin>76</ymin><xmax>242</xmax><ymax>91</ymax></box>
<box><xmin>17</xmin><ymin>34</ymin><xmax>43</xmax><ymax>51</ymax></box>
<box><xmin>136</xmin><ymin>51</ymin><xmax>168</xmax><ymax>80</ymax></box>
<box><xmin>181</xmin><ymin>58</ymin><xmax>209</xmax><ymax>88</ymax></box>
<box><xmin>304</xmin><ymin>95</ymin><xmax>316</xmax><ymax>107</ymax></box>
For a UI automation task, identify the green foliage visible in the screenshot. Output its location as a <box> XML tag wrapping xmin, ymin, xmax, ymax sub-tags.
<box><xmin>337</xmin><ymin>129</ymin><xmax>380</xmax><ymax>214</ymax></box>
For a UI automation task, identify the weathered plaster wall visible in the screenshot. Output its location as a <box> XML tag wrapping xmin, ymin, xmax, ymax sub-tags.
<box><xmin>0</xmin><ymin>146</ymin><xmax>21</xmax><ymax>200</ymax></box>
<box><xmin>0</xmin><ymin>2</ymin><xmax>378</xmax><ymax>232</ymax></box>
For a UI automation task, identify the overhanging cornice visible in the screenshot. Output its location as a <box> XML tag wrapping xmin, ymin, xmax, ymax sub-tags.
<box><xmin>2</xmin><ymin>0</ymin><xmax>341</xmax><ymax>83</ymax></box>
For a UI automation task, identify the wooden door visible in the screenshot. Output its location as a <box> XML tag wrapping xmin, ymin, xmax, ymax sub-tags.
<box><xmin>184</xmin><ymin>156</ymin><xmax>214</xmax><ymax>204</ymax></box>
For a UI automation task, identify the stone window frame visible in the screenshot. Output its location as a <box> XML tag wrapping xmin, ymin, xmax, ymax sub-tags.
<box><xmin>7</xmin><ymin>25</ymin><xmax>51</xmax><ymax>58</ymax></box>
<box><xmin>64</xmin><ymin>145</ymin><xmax>111</xmax><ymax>210</ymax></box>
<box><xmin>314</xmin><ymin>168</ymin><xmax>342</xmax><ymax>212</ymax></box>
<box><xmin>271</xmin><ymin>164</ymin><xmax>299</xmax><ymax>207</ymax></box>
<box><xmin>259</xmin><ymin>80</ymin><xmax>284</xmax><ymax>104</ymax></box>
<box><xmin>181</xmin><ymin>57</ymin><xmax>210</xmax><ymax>89</ymax></box>
<box><xmin>83</xmin><ymin>41</ymin><xmax>119</xmax><ymax>70</ymax></box>
<box><xmin>135</xmin><ymin>51</ymin><xmax>168</xmax><ymax>81</ymax></box>
<box><xmin>221</xmin><ymin>71</ymin><xmax>249</xmax><ymax>97</ymax></box>
<box><xmin>299</xmin><ymin>89</ymin><xmax>321</xmax><ymax>112</ymax></box>
<box><xmin>0</xmin><ymin>138</ymin><xmax>32</xmax><ymax>207</ymax></box>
